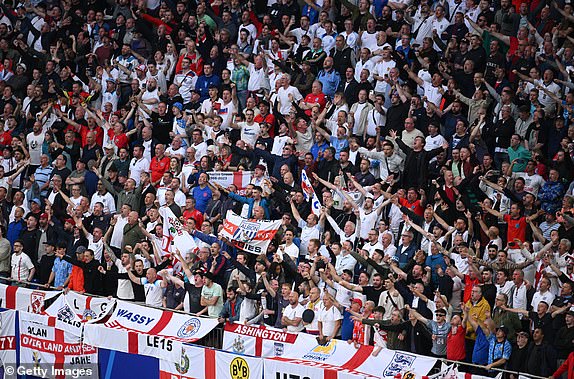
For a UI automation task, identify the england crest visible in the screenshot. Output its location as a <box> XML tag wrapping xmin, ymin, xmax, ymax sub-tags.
<box><xmin>382</xmin><ymin>351</ymin><xmax>416</xmax><ymax>377</ymax></box>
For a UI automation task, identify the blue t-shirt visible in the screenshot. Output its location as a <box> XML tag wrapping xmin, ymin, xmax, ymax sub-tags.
<box><xmin>330</xmin><ymin>137</ymin><xmax>349</xmax><ymax>159</ymax></box>
<box><xmin>473</xmin><ymin>326</ymin><xmax>489</xmax><ymax>365</ymax></box>
<box><xmin>192</xmin><ymin>185</ymin><xmax>212</xmax><ymax>213</ymax></box>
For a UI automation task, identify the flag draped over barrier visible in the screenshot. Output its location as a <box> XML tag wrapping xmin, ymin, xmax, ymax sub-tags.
<box><xmin>0</xmin><ymin>286</ymin><xmax>478</xmax><ymax>379</ymax></box>
<box><xmin>19</xmin><ymin>311</ymin><xmax>98</xmax><ymax>379</ymax></box>
<box><xmin>83</xmin><ymin>300</ymin><xmax>219</xmax><ymax>362</ymax></box>
<box><xmin>222</xmin><ymin>322</ymin><xmax>437</xmax><ymax>378</ymax></box>
<box><xmin>221</xmin><ymin>211</ymin><xmax>281</xmax><ymax>255</ymax></box>
<box><xmin>0</xmin><ymin>309</ymin><xmax>17</xmax><ymax>379</ymax></box>
<box><xmin>159</xmin><ymin>343</ymin><xmax>263</xmax><ymax>379</ymax></box>
<box><xmin>0</xmin><ymin>284</ymin><xmax>59</xmax><ymax>314</ymax></box>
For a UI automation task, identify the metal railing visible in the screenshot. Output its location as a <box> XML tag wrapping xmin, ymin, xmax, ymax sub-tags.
<box><xmin>0</xmin><ymin>277</ymin><xmax>553</xmax><ymax>379</ymax></box>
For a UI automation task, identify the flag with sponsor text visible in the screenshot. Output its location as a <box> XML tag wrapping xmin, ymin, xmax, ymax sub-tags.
<box><xmin>222</xmin><ymin>322</ymin><xmax>436</xmax><ymax>378</ymax></box>
<box><xmin>221</xmin><ymin>211</ymin><xmax>281</xmax><ymax>255</ymax></box>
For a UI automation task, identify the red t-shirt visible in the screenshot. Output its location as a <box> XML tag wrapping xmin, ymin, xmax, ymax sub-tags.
<box><xmin>108</xmin><ymin>129</ymin><xmax>129</xmax><ymax>150</ymax></box>
<box><xmin>463</xmin><ymin>275</ymin><xmax>481</xmax><ymax>304</ymax></box>
<box><xmin>150</xmin><ymin>156</ymin><xmax>170</xmax><ymax>183</ymax></box>
<box><xmin>303</xmin><ymin>93</ymin><xmax>327</xmax><ymax>116</ymax></box>
<box><xmin>399</xmin><ymin>198</ymin><xmax>424</xmax><ymax>216</ymax></box>
<box><xmin>447</xmin><ymin>326</ymin><xmax>466</xmax><ymax>360</ymax></box>
<box><xmin>503</xmin><ymin>214</ymin><xmax>527</xmax><ymax>243</ymax></box>
<box><xmin>0</xmin><ymin>131</ymin><xmax>12</xmax><ymax>147</ymax></box>
<box><xmin>66</xmin><ymin>125</ymin><xmax>104</xmax><ymax>147</ymax></box>
<box><xmin>183</xmin><ymin>209</ymin><xmax>204</xmax><ymax>228</ymax></box>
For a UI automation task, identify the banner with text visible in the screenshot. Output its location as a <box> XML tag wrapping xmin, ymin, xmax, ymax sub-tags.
<box><xmin>83</xmin><ymin>300</ymin><xmax>218</xmax><ymax>363</ymax></box>
<box><xmin>0</xmin><ymin>309</ymin><xmax>17</xmax><ymax>379</ymax></box>
<box><xmin>221</xmin><ymin>211</ymin><xmax>281</xmax><ymax>255</ymax></box>
<box><xmin>223</xmin><ymin>323</ymin><xmax>437</xmax><ymax>378</ymax></box>
<box><xmin>210</xmin><ymin>171</ymin><xmax>253</xmax><ymax>195</ymax></box>
<box><xmin>159</xmin><ymin>343</ymin><xmax>263</xmax><ymax>379</ymax></box>
<box><xmin>18</xmin><ymin>311</ymin><xmax>98</xmax><ymax>379</ymax></box>
<box><xmin>45</xmin><ymin>292</ymin><xmax>116</xmax><ymax>336</ymax></box>
<box><xmin>0</xmin><ymin>284</ymin><xmax>60</xmax><ymax>314</ymax></box>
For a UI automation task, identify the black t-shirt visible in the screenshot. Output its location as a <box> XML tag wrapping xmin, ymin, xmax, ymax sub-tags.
<box><xmin>184</xmin><ymin>282</ymin><xmax>204</xmax><ymax>314</ymax></box>
<box><xmin>165</xmin><ymin>283</ymin><xmax>186</xmax><ymax>309</ymax></box>
<box><xmin>150</xmin><ymin>111</ymin><xmax>174</xmax><ymax>145</ymax></box>
<box><xmin>362</xmin><ymin>285</ymin><xmax>384</xmax><ymax>304</ymax></box>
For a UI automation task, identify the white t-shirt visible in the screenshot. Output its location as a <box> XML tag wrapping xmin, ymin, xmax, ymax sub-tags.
<box><xmin>277</xmin><ymin>86</ymin><xmax>303</xmax><ymax>115</ymax></box>
<box><xmin>513</xmin><ymin>172</ymin><xmax>545</xmax><ymax>196</ymax></box>
<box><xmin>141</xmin><ymin>278</ymin><xmax>163</xmax><ymax>307</ymax></box>
<box><xmin>109</xmin><ymin>216</ymin><xmax>128</xmax><ymax>250</ymax></box>
<box><xmin>280</xmin><ymin>243</ymin><xmax>300</xmax><ymax>261</ymax></box>
<box><xmin>11</xmin><ymin>252</ymin><xmax>34</xmax><ymax>281</ymax></box>
<box><xmin>422</xmin><ymin>81</ymin><xmax>446</xmax><ymax>108</ymax></box>
<box><xmin>238</xmin><ymin>122</ymin><xmax>261</xmax><ymax>147</ymax></box>
<box><xmin>218</xmin><ymin>100</ymin><xmax>236</xmax><ymax>129</ymax></box>
<box><xmin>247</xmin><ymin>63</ymin><xmax>269</xmax><ymax>92</ymax></box>
<box><xmin>129</xmin><ymin>157</ymin><xmax>150</xmax><ymax>186</ymax></box>
<box><xmin>26</xmin><ymin>132</ymin><xmax>44</xmax><ymax>166</ymax></box>
<box><xmin>282</xmin><ymin>303</ymin><xmax>305</xmax><ymax>332</ymax></box>
<box><xmin>90</xmin><ymin>192</ymin><xmax>116</xmax><ymax>214</ymax></box>
<box><xmin>318</xmin><ymin>305</ymin><xmax>343</xmax><ymax>337</ymax></box>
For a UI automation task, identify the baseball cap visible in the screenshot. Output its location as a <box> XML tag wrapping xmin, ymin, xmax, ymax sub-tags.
<box><xmin>65</xmin><ymin>218</ymin><xmax>75</xmax><ymax>226</ymax></box>
<box><xmin>435</xmin><ymin>308</ymin><xmax>447</xmax><ymax>316</ymax></box>
<box><xmin>173</xmin><ymin>102</ymin><xmax>183</xmax><ymax>111</ymax></box>
<box><xmin>136</xmin><ymin>64</ymin><xmax>147</xmax><ymax>72</ymax></box>
<box><xmin>39</xmin><ymin>213</ymin><xmax>49</xmax><ymax>220</ymax></box>
<box><xmin>104</xmin><ymin>143</ymin><xmax>115</xmax><ymax>150</ymax></box>
<box><xmin>351</xmin><ymin>298</ymin><xmax>363</xmax><ymax>307</ymax></box>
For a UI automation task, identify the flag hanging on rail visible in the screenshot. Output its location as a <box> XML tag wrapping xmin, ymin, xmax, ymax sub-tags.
<box><xmin>83</xmin><ymin>300</ymin><xmax>219</xmax><ymax>363</ymax></box>
<box><xmin>19</xmin><ymin>311</ymin><xmax>98</xmax><ymax>379</ymax></box>
<box><xmin>0</xmin><ymin>309</ymin><xmax>17</xmax><ymax>379</ymax></box>
<box><xmin>0</xmin><ymin>284</ymin><xmax>60</xmax><ymax>314</ymax></box>
<box><xmin>159</xmin><ymin>344</ymin><xmax>263</xmax><ymax>379</ymax></box>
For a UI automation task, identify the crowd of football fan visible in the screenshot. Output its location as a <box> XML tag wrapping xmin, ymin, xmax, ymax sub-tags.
<box><xmin>0</xmin><ymin>0</ymin><xmax>573</xmax><ymax>376</ymax></box>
